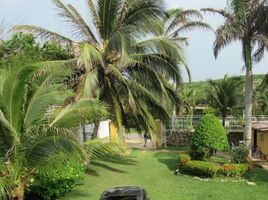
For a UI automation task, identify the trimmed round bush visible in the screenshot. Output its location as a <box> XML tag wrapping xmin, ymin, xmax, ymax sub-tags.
<box><xmin>192</xmin><ymin>114</ymin><xmax>229</xmax><ymax>156</ymax></box>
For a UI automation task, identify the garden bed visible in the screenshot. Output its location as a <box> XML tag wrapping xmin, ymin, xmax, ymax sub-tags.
<box><xmin>178</xmin><ymin>153</ymin><xmax>250</xmax><ymax>178</ymax></box>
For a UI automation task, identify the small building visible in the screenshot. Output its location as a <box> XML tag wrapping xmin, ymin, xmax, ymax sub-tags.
<box><xmin>251</xmin><ymin>121</ymin><xmax>268</xmax><ymax>158</ymax></box>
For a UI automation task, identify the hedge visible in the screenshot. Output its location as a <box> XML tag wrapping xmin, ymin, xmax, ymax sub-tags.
<box><xmin>178</xmin><ymin>154</ymin><xmax>249</xmax><ymax>178</ymax></box>
<box><xmin>180</xmin><ymin>160</ymin><xmax>219</xmax><ymax>177</ymax></box>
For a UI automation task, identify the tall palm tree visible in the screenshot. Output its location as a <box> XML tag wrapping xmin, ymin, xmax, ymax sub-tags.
<box><xmin>15</xmin><ymin>0</ymin><xmax>184</xmax><ymax>139</ymax></box>
<box><xmin>202</xmin><ymin>0</ymin><xmax>268</xmax><ymax>148</ymax></box>
<box><xmin>0</xmin><ymin>61</ymin><xmax>107</xmax><ymax>199</ymax></box>
<box><xmin>206</xmin><ymin>75</ymin><xmax>243</xmax><ymax>126</ymax></box>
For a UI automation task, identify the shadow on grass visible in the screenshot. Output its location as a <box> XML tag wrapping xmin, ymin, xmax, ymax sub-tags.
<box><xmin>243</xmin><ymin>167</ymin><xmax>268</xmax><ymax>183</ymax></box>
<box><xmin>99</xmin><ymin>156</ymin><xmax>138</xmax><ymax>166</ymax></box>
<box><xmin>157</xmin><ymin>158</ymin><xmax>178</xmax><ymax>171</ymax></box>
<box><xmin>63</xmin><ymin>189</ymin><xmax>93</xmax><ymax>200</ymax></box>
<box><xmin>85</xmin><ymin>167</ymin><xmax>100</xmax><ymax>176</ymax></box>
<box><xmin>90</xmin><ymin>161</ymin><xmax>128</xmax><ymax>174</ymax></box>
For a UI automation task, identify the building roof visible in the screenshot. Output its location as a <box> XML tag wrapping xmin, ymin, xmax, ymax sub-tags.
<box><xmin>252</xmin><ymin>121</ymin><xmax>268</xmax><ymax>132</ymax></box>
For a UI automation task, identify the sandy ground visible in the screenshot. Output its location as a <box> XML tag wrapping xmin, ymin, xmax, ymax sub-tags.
<box><xmin>125</xmin><ymin>134</ymin><xmax>154</xmax><ymax>150</ymax></box>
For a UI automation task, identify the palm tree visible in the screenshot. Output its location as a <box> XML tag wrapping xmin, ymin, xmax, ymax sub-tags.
<box><xmin>206</xmin><ymin>75</ymin><xmax>243</xmax><ymax>126</ymax></box>
<box><xmin>15</xmin><ymin>0</ymin><xmax>184</xmax><ymax>140</ymax></box>
<box><xmin>0</xmin><ymin>61</ymin><xmax>107</xmax><ymax>199</ymax></box>
<box><xmin>202</xmin><ymin>0</ymin><xmax>268</xmax><ymax>148</ymax></box>
<box><xmin>178</xmin><ymin>87</ymin><xmax>196</xmax><ymax>115</ymax></box>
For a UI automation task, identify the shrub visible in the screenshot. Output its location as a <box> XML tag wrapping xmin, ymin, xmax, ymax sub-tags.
<box><xmin>232</xmin><ymin>144</ymin><xmax>249</xmax><ymax>164</ymax></box>
<box><xmin>203</xmin><ymin>107</ymin><xmax>217</xmax><ymax>115</ymax></box>
<box><xmin>26</xmin><ymin>160</ymin><xmax>85</xmax><ymax>200</ymax></box>
<box><xmin>220</xmin><ymin>164</ymin><xmax>249</xmax><ymax>177</ymax></box>
<box><xmin>192</xmin><ymin>114</ymin><xmax>229</xmax><ymax>156</ymax></box>
<box><xmin>178</xmin><ymin>154</ymin><xmax>191</xmax><ymax>166</ymax></box>
<box><xmin>180</xmin><ymin>160</ymin><xmax>219</xmax><ymax>178</ymax></box>
<box><xmin>189</xmin><ymin>150</ymin><xmax>205</xmax><ymax>160</ymax></box>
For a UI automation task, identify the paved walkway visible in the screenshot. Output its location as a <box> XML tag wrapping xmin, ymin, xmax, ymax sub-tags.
<box><xmin>125</xmin><ymin>134</ymin><xmax>154</xmax><ymax>150</ymax></box>
<box><xmin>252</xmin><ymin>158</ymin><xmax>268</xmax><ymax>170</ymax></box>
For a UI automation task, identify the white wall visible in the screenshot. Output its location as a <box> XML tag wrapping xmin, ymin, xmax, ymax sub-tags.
<box><xmin>97</xmin><ymin>120</ymin><xmax>110</xmax><ymax>139</ymax></box>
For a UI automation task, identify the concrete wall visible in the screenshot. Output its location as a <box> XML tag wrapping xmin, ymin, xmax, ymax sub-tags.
<box><xmin>98</xmin><ymin>120</ymin><xmax>110</xmax><ymax>139</ymax></box>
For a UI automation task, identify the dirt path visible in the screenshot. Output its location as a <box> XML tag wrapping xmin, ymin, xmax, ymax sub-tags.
<box><xmin>125</xmin><ymin>134</ymin><xmax>154</xmax><ymax>150</ymax></box>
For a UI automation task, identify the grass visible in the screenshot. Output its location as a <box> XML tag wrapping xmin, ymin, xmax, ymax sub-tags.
<box><xmin>62</xmin><ymin>148</ymin><xmax>268</xmax><ymax>200</ymax></box>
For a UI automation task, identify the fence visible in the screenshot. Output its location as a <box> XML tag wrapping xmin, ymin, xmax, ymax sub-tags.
<box><xmin>166</xmin><ymin>115</ymin><xmax>268</xmax><ymax>133</ymax></box>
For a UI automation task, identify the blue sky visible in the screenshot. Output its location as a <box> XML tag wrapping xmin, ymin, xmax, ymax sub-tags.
<box><xmin>0</xmin><ymin>0</ymin><xmax>267</xmax><ymax>81</ymax></box>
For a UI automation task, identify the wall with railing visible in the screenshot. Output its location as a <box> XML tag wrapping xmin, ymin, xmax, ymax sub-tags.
<box><xmin>166</xmin><ymin>115</ymin><xmax>268</xmax><ymax>133</ymax></box>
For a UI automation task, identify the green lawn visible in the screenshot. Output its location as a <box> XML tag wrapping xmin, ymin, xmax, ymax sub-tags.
<box><xmin>62</xmin><ymin>148</ymin><xmax>268</xmax><ymax>200</ymax></box>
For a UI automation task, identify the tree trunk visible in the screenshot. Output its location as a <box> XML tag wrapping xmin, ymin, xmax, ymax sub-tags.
<box><xmin>209</xmin><ymin>148</ymin><xmax>214</xmax><ymax>157</ymax></box>
<box><xmin>244</xmin><ymin>42</ymin><xmax>253</xmax><ymax>151</ymax></box>
<box><xmin>245</xmin><ymin>68</ymin><xmax>253</xmax><ymax>148</ymax></box>
<box><xmin>91</xmin><ymin>121</ymin><xmax>100</xmax><ymax>139</ymax></box>
<box><xmin>222</xmin><ymin>113</ymin><xmax>226</xmax><ymax>127</ymax></box>
<box><xmin>12</xmin><ymin>184</ymin><xmax>24</xmax><ymax>200</ymax></box>
<box><xmin>82</xmin><ymin>125</ymin><xmax>87</xmax><ymax>142</ymax></box>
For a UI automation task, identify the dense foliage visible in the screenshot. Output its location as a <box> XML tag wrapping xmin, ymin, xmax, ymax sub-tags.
<box><xmin>0</xmin><ymin>62</ymin><xmax>107</xmax><ymax>199</ymax></box>
<box><xmin>26</xmin><ymin>160</ymin><xmax>85</xmax><ymax>200</ymax></box>
<box><xmin>181</xmin><ymin>160</ymin><xmax>219</xmax><ymax>177</ymax></box>
<box><xmin>203</xmin><ymin>0</ymin><xmax>268</xmax><ymax>148</ymax></box>
<box><xmin>189</xmin><ymin>150</ymin><xmax>205</xmax><ymax>160</ymax></box>
<box><xmin>192</xmin><ymin>115</ymin><xmax>229</xmax><ymax>155</ymax></box>
<box><xmin>15</xmin><ymin>0</ymin><xmax>187</xmax><ymax>139</ymax></box>
<box><xmin>0</xmin><ymin>33</ymin><xmax>73</xmax><ymax>67</ymax></box>
<box><xmin>206</xmin><ymin>75</ymin><xmax>243</xmax><ymax>126</ymax></box>
<box><xmin>231</xmin><ymin>145</ymin><xmax>249</xmax><ymax>164</ymax></box>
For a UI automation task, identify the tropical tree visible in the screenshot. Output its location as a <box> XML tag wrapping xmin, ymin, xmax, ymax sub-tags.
<box><xmin>0</xmin><ymin>61</ymin><xmax>107</xmax><ymax>199</ymax></box>
<box><xmin>0</xmin><ymin>33</ymin><xmax>73</xmax><ymax>67</ymax></box>
<box><xmin>206</xmin><ymin>75</ymin><xmax>243</xmax><ymax>126</ymax></box>
<box><xmin>202</xmin><ymin>0</ymin><xmax>268</xmax><ymax>148</ymax></box>
<box><xmin>15</xmin><ymin>0</ymin><xmax>184</xmax><ymax>140</ymax></box>
<box><xmin>178</xmin><ymin>87</ymin><xmax>196</xmax><ymax>115</ymax></box>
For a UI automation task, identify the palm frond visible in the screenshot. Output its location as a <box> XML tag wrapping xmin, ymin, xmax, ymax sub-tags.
<box><xmin>26</xmin><ymin>135</ymin><xmax>86</xmax><ymax>169</ymax></box>
<box><xmin>252</xmin><ymin>35</ymin><xmax>268</xmax><ymax>62</ymax></box>
<box><xmin>87</xmin><ymin>0</ymin><xmax>100</xmax><ymax>34</ymax></box>
<box><xmin>0</xmin><ymin>110</ymin><xmax>19</xmax><ymax>158</ymax></box>
<box><xmin>13</xmin><ymin>25</ymin><xmax>72</xmax><ymax>44</ymax></box>
<box><xmin>81</xmin><ymin>69</ymin><xmax>99</xmax><ymax>98</ymax></box>
<box><xmin>214</xmin><ymin>20</ymin><xmax>243</xmax><ymax>57</ymax></box>
<box><xmin>117</xmin><ymin>0</ymin><xmax>165</xmax><ymax>34</ymax></box>
<box><xmin>67</xmin><ymin>4</ymin><xmax>98</xmax><ymax>43</ymax></box>
<box><xmin>50</xmin><ymin>99</ymin><xmax>108</xmax><ymax>128</ymax></box>
<box><xmin>1</xmin><ymin>64</ymin><xmax>40</xmax><ymax>131</ymax></box>
<box><xmin>97</xmin><ymin>0</ymin><xmax>121</xmax><ymax>40</ymax></box>
<box><xmin>172</xmin><ymin>21</ymin><xmax>212</xmax><ymax>35</ymax></box>
<box><xmin>52</xmin><ymin>0</ymin><xmax>92</xmax><ymax>41</ymax></box>
<box><xmin>201</xmin><ymin>8</ymin><xmax>234</xmax><ymax>20</ymax></box>
<box><xmin>78</xmin><ymin>43</ymin><xmax>104</xmax><ymax>70</ymax></box>
<box><xmin>84</xmin><ymin>139</ymin><xmax>127</xmax><ymax>160</ymax></box>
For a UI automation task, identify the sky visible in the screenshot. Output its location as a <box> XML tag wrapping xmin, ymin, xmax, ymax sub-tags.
<box><xmin>0</xmin><ymin>0</ymin><xmax>267</xmax><ymax>82</ymax></box>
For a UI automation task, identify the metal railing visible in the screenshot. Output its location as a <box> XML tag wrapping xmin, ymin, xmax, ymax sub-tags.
<box><xmin>166</xmin><ymin>115</ymin><xmax>268</xmax><ymax>133</ymax></box>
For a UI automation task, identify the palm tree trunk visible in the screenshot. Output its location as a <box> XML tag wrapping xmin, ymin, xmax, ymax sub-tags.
<box><xmin>222</xmin><ymin>116</ymin><xmax>226</xmax><ymax>127</ymax></box>
<box><xmin>222</xmin><ymin>112</ymin><xmax>227</xmax><ymax>127</ymax></box>
<box><xmin>82</xmin><ymin>125</ymin><xmax>87</xmax><ymax>142</ymax></box>
<box><xmin>244</xmin><ymin>43</ymin><xmax>253</xmax><ymax>150</ymax></box>
<box><xmin>91</xmin><ymin>121</ymin><xmax>100</xmax><ymax>139</ymax></box>
<box><xmin>12</xmin><ymin>184</ymin><xmax>25</xmax><ymax>200</ymax></box>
